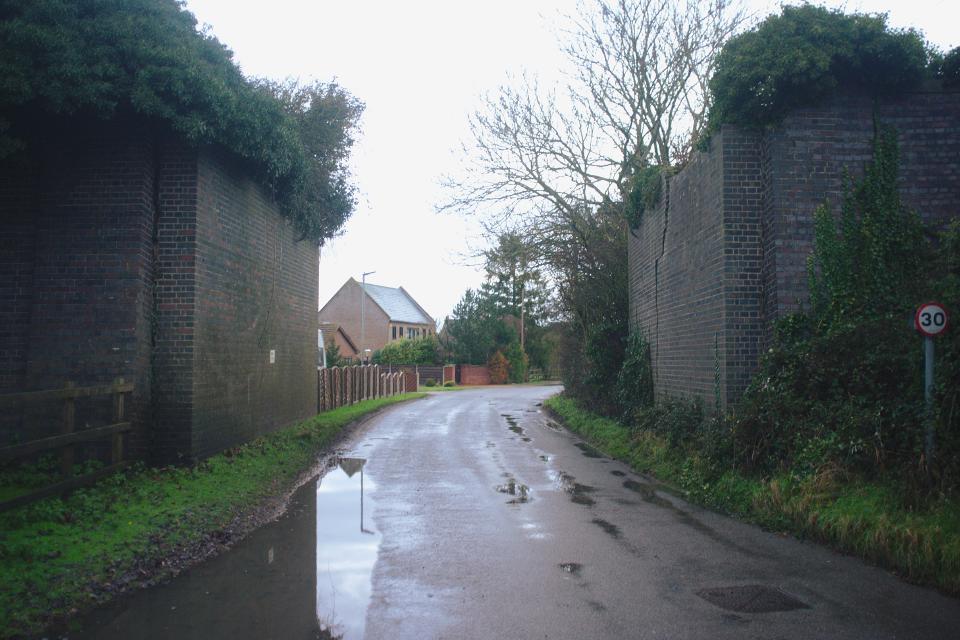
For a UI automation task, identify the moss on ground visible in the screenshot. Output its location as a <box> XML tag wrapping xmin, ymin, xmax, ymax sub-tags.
<box><xmin>545</xmin><ymin>395</ymin><xmax>960</xmax><ymax>595</ymax></box>
<box><xmin>0</xmin><ymin>394</ymin><xmax>424</xmax><ymax>637</ymax></box>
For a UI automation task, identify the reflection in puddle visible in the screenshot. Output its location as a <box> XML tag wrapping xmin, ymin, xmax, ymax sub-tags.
<box><xmin>549</xmin><ymin>470</ymin><xmax>597</xmax><ymax>506</ymax></box>
<box><xmin>495</xmin><ymin>476</ymin><xmax>531</xmax><ymax>503</ymax></box>
<box><xmin>316</xmin><ymin>457</ymin><xmax>380</xmax><ymax>640</ymax></box>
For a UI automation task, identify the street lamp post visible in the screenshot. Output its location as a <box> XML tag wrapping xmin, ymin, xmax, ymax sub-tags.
<box><xmin>360</xmin><ymin>270</ymin><xmax>375</xmax><ymax>363</ymax></box>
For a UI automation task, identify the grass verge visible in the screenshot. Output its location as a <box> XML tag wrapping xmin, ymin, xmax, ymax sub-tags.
<box><xmin>545</xmin><ymin>394</ymin><xmax>960</xmax><ymax>595</ymax></box>
<box><xmin>0</xmin><ymin>393</ymin><xmax>424</xmax><ymax>637</ymax></box>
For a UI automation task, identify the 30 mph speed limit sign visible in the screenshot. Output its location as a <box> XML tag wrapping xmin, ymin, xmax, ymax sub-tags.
<box><xmin>915</xmin><ymin>302</ymin><xmax>949</xmax><ymax>337</ymax></box>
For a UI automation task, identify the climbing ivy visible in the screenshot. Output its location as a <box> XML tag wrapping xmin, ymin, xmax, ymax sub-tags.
<box><xmin>625</xmin><ymin>166</ymin><xmax>668</xmax><ymax>229</ymax></box>
<box><xmin>808</xmin><ymin>127</ymin><xmax>926</xmax><ymax>326</ymax></box>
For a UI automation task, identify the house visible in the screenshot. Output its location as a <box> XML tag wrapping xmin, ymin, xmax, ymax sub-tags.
<box><xmin>318</xmin><ymin>279</ymin><xmax>436</xmax><ymax>359</ymax></box>
<box><xmin>318</xmin><ymin>321</ymin><xmax>360</xmax><ymax>364</ymax></box>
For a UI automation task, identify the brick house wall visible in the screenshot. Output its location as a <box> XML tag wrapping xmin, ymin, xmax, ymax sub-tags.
<box><xmin>0</xmin><ymin>120</ymin><xmax>319</xmax><ymax>464</ymax></box>
<box><xmin>628</xmin><ymin>91</ymin><xmax>960</xmax><ymax>409</ymax></box>
<box><xmin>318</xmin><ymin>280</ymin><xmax>390</xmax><ymax>357</ymax></box>
<box><xmin>318</xmin><ymin>280</ymin><xmax>436</xmax><ymax>359</ymax></box>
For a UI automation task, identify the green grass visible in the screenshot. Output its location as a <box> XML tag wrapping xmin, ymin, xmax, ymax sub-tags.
<box><xmin>0</xmin><ymin>393</ymin><xmax>424</xmax><ymax>638</ymax></box>
<box><xmin>545</xmin><ymin>395</ymin><xmax>960</xmax><ymax>595</ymax></box>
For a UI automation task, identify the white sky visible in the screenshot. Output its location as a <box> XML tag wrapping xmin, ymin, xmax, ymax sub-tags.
<box><xmin>184</xmin><ymin>0</ymin><xmax>958</xmax><ymax>325</ymax></box>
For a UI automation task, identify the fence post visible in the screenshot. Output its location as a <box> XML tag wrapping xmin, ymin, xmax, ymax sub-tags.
<box><xmin>332</xmin><ymin>368</ymin><xmax>339</xmax><ymax>409</ymax></box>
<box><xmin>319</xmin><ymin>369</ymin><xmax>326</xmax><ymax>411</ymax></box>
<box><xmin>325</xmin><ymin>368</ymin><xmax>333</xmax><ymax>410</ymax></box>
<box><xmin>61</xmin><ymin>381</ymin><xmax>75</xmax><ymax>478</ymax></box>
<box><xmin>111</xmin><ymin>378</ymin><xmax>125</xmax><ymax>465</ymax></box>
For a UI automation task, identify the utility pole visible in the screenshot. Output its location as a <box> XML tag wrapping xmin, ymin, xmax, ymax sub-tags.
<box><xmin>360</xmin><ymin>270</ymin><xmax>375</xmax><ymax>364</ymax></box>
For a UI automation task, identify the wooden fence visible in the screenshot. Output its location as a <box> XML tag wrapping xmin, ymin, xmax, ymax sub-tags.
<box><xmin>318</xmin><ymin>365</ymin><xmax>406</xmax><ymax>412</ymax></box>
<box><xmin>0</xmin><ymin>378</ymin><xmax>134</xmax><ymax>512</ymax></box>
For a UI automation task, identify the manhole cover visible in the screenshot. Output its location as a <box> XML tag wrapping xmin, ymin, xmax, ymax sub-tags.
<box><xmin>696</xmin><ymin>585</ymin><xmax>810</xmax><ymax>613</ymax></box>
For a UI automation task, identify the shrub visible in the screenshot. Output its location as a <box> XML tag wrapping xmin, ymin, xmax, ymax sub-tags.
<box><xmin>443</xmin><ymin>380</ymin><xmax>455</xmax><ymax>388</ymax></box>
<box><xmin>0</xmin><ymin>0</ymin><xmax>362</xmax><ymax>243</ymax></box>
<box><xmin>424</xmin><ymin>378</ymin><xmax>437</xmax><ymax>387</ymax></box>
<box><xmin>616</xmin><ymin>331</ymin><xmax>654</xmax><ymax>420</ymax></box>
<box><xmin>504</xmin><ymin>342</ymin><xmax>528</xmax><ymax>383</ymax></box>
<box><xmin>488</xmin><ymin>351</ymin><xmax>509</xmax><ymax>384</ymax></box>
<box><xmin>726</xmin><ymin>132</ymin><xmax>960</xmax><ymax>490</ymax></box>
<box><xmin>707</xmin><ymin>4</ymin><xmax>931</xmax><ymax>133</ymax></box>
<box><xmin>939</xmin><ymin>46</ymin><xmax>960</xmax><ymax>88</ymax></box>
<box><xmin>625</xmin><ymin>166</ymin><xmax>667</xmax><ymax>229</ymax></box>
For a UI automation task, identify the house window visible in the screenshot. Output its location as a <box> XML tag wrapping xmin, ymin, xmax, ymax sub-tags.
<box><xmin>392</xmin><ymin>326</ymin><xmax>396</xmax><ymax>340</ymax></box>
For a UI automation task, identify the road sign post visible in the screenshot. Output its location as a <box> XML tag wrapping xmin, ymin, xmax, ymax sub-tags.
<box><xmin>914</xmin><ymin>302</ymin><xmax>949</xmax><ymax>468</ymax></box>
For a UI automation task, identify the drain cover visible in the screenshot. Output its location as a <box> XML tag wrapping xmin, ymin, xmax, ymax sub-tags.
<box><xmin>696</xmin><ymin>585</ymin><xmax>810</xmax><ymax>613</ymax></box>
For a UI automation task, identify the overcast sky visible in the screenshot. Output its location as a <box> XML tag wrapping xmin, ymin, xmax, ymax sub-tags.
<box><xmin>184</xmin><ymin>0</ymin><xmax>957</xmax><ymax>325</ymax></box>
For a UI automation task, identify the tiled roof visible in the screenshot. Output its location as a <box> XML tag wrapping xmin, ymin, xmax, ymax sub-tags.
<box><xmin>364</xmin><ymin>283</ymin><xmax>432</xmax><ymax>324</ymax></box>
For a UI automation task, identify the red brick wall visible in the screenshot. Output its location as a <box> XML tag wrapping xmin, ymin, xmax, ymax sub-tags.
<box><xmin>460</xmin><ymin>365</ymin><xmax>491</xmax><ymax>385</ymax></box>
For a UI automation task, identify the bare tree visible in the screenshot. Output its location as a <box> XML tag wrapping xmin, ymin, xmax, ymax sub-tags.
<box><xmin>442</xmin><ymin>0</ymin><xmax>746</xmax><ymax>228</ymax></box>
<box><xmin>566</xmin><ymin>0</ymin><xmax>746</xmax><ymax>169</ymax></box>
<box><xmin>441</xmin><ymin>0</ymin><xmax>746</xmax><ymax>407</ymax></box>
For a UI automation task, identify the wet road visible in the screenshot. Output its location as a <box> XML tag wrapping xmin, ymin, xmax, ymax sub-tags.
<box><xmin>73</xmin><ymin>385</ymin><xmax>960</xmax><ymax>639</ymax></box>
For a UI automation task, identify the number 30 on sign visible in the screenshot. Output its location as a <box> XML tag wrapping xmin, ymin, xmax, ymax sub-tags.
<box><xmin>914</xmin><ymin>302</ymin><xmax>949</xmax><ymax>337</ymax></box>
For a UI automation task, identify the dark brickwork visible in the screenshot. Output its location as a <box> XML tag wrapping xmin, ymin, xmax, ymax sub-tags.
<box><xmin>0</xmin><ymin>126</ymin><xmax>156</xmax><ymax>454</ymax></box>
<box><xmin>151</xmin><ymin>138</ymin><xmax>199</xmax><ymax>463</ymax></box>
<box><xmin>0</xmin><ymin>121</ymin><xmax>318</xmax><ymax>464</ymax></box>
<box><xmin>629</xmin><ymin>91</ymin><xmax>960</xmax><ymax>408</ymax></box>
<box><xmin>190</xmin><ymin>147</ymin><xmax>317</xmax><ymax>460</ymax></box>
<box><xmin>628</xmin><ymin>138</ymin><xmax>725</xmax><ymax>403</ymax></box>
<box><xmin>721</xmin><ymin>129</ymin><xmax>765</xmax><ymax>404</ymax></box>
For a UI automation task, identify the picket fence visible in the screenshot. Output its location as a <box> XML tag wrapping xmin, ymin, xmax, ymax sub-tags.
<box><xmin>317</xmin><ymin>365</ymin><xmax>406</xmax><ymax>412</ymax></box>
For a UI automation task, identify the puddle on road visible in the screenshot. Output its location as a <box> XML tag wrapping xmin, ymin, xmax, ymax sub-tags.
<box><xmin>610</xmin><ymin>470</ymin><xmax>626</xmax><ymax>477</ymax></box>
<box><xmin>575</xmin><ymin>442</ymin><xmax>603</xmax><ymax>458</ymax></box>
<box><xmin>496</xmin><ymin>476</ymin><xmax>531</xmax><ymax>504</ymax></box>
<box><xmin>591</xmin><ymin>518</ymin><xmax>622</xmax><ymax>539</ymax></box>
<box><xmin>68</xmin><ymin>457</ymin><xmax>380</xmax><ymax>640</ymax></box>
<box><xmin>559</xmin><ymin>562</ymin><xmax>583</xmax><ymax>576</ymax></box>
<box><xmin>316</xmin><ymin>457</ymin><xmax>380</xmax><ymax>639</ymax></box>
<box><xmin>550</xmin><ymin>470</ymin><xmax>597</xmax><ymax>506</ymax></box>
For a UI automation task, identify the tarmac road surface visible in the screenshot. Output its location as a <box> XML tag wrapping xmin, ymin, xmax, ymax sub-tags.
<box><xmin>74</xmin><ymin>385</ymin><xmax>960</xmax><ymax>639</ymax></box>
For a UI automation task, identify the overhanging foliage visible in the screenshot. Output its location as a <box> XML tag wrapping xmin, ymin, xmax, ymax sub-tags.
<box><xmin>706</xmin><ymin>4</ymin><xmax>933</xmax><ymax>133</ymax></box>
<box><xmin>0</xmin><ymin>0</ymin><xmax>361</xmax><ymax>243</ymax></box>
